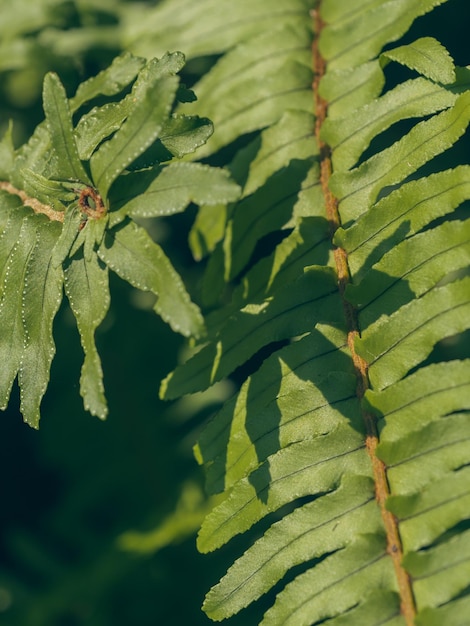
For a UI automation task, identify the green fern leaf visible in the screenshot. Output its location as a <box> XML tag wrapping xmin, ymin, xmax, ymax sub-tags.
<box><xmin>198</xmin><ymin>422</ymin><xmax>370</xmax><ymax>552</ymax></box>
<box><xmin>157</xmin><ymin>0</ymin><xmax>470</xmax><ymax>623</ymax></box>
<box><xmin>258</xmin><ymin>534</ymin><xmax>395</xmax><ymax>626</ymax></box>
<box><xmin>75</xmin><ymin>100</ymin><xmax>133</xmax><ymax>161</ymax></box>
<box><xmin>64</xmin><ymin>251</ymin><xmax>110</xmax><ymax>419</ymax></box>
<box><xmin>345</xmin><ymin>219</ymin><xmax>470</xmax><ymax>326</ymax></box>
<box><xmin>203</xmin><ymin>474</ymin><xmax>380</xmax><ymax>618</ymax></box>
<box><xmin>380</xmin><ymin>37</ymin><xmax>456</xmax><ymax>84</ymax></box>
<box><xmin>0</xmin><ymin>213</ymin><xmax>37</xmax><ymax>409</ymax></box>
<box><xmin>378</xmin><ymin>408</ymin><xmax>470</xmax><ymax>488</ymax></box>
<box><xmin>18</xmin><ymin>217</ymin><xmax>63</xmax><ymax>428</ymax></box>
<box><xmin>43</xmin><ymin>72</ymin><xmax>92</xmax><ymax>184</ymax></box>
<box><xmin>356</xmin><ymin>277</ymin><xmax>470</xmax><ymax>389</ymax></box>
<box><xmin>319</xmin><ymin>0</ymin><xmax>447</xmax><ymax>70</ymax></box>
<box><xmin>50</xmin><ymin>202</ymin><xmax>82</xmax><ymax>268</ymax></box>
<box><xmin>319</xmin><ymin>61</ymin><xmax>385</xmax><ymax>119</ymax></box>
<box><xmin>110</xmin><ymin>162</ymin><xmax>239</xmax><ymax>223</ymax></box>
<box><xmin>70</xmin><ymin>51</ymin><xmax>145</xmax><ymax>111</ymax></box>
<box><xmin>0</xmin><ymin>121</ymin><xmax>15</xmax><ymax>179</ymax></box>
<box><xmin>194</xmin><ymin>324</ymin><xmax>354</xmax><ymax>494</ymax></box>
<box><xmin>321</xmin><ymin>77</ymin><xmax>456</xmax><ymax>171</ymax></box>
<box><xmin>176</xmin><ymin>24</ymin><xmax>314</xmax><ymax>159</ymax></box>
<box><xmin>125</xmin><ymin>0</ymin><xmax>314</xmax><ymax>61</ymax></box>
<box><xmin>156</xmin><ymin>115</ymin><xmax>214</xmax><ymax>159</ymax></box>
<box><xmin>0</xmin><ymin>51</ymin><xmax>237</xmax><ymax>424</ymax></box>
<box><xmin>329</xmin><ymin>91</ymin><xmax>470</xmax><ymax>223</ymax></box>
<box><xmin>160</xmin><ymin>267</ymin><xmax>342</xmax><ymax>399</ymax></box>
<box><xmin>21</xmin><ymin>168</ymin><xmax>74</xmax><ymax>210</ymax></box>
<box><xmin>90</xmin><ymin>58</ymin><xmax>180</xmax><ymax>199</ymax></box>
<box><xmin>415</xmin><ymin>595</ymin><xmax>470</xmax><ymax>626</ymax></box>
<box><xmin>98</xmin><ymin>220</ymin><xmax>204</xmax><ymax>338</ymax></box>
<box><xmin>334</xmin><ymin>166</ymin><xmax>470</xmax><ymax>281</ymax></box>
<box><xmin>365</xmin><ymin>359</ymin><xmax>470</xmax><ymax>444</ymax></box>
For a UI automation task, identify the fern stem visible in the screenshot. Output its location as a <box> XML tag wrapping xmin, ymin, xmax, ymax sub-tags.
<box><xmin>0</xmin><ymin>181</ymin><xmax>64</xmax><ymax>222</ymax></box>
<box><xmin>312</xmin><ymin>6</ymin><xmax>416</xmax><ymax>624</ymax></box>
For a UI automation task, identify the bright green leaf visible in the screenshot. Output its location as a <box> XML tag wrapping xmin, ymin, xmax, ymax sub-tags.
<box><xmin>111</xmin><ymin>162</ymin><xmax>240</xmax><ymax>222</ymax></box>
<box><xmin>330</xmin><ymin>91</ymin><xmax>470</xmax><ymax>223</ymax></box>
<box><xmin>356</xmin><ymin>277</ymin><xmax>470</xmax><ymax>390</ymax></box>
<box><xmin>70</xmin><ymin>51</ymin><xmax>145</xmax><ymax>111</ymax></box>
<box><xmin>161</xmin><ymin>267</ymin><xmax>342</xmax><ymax>399</ymax></box>
<box><xmin>260</xmin><ymin>534</ymin><xmax>393</xmax><ymax>626</ymax></box>
<box><xmin>381</xmin><ymin>37</ymin><xmax>456</xmax><ymax>84</ymax></box>
<box><xmin>98</xmin><ymin>220</ymin><xmax>204</xmax><ymax>338</ymax></box>
<box><xmin>322</xmin><ymin>77</ymin><xmax>455</xmax><ymax>171</ymax></box>
<box><xmin>203</xmin><ymin>475</ymin><xmax>380</xmax><ymax>618</ymax></box>
<box><xmin>198</xmin><ymin>424</ymin><xmax>370</xmax><ymax>552</ymax></box>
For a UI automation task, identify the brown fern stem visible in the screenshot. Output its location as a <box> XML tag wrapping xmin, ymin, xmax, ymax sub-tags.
<box><xmin>312</xmin><ymin>7</ymin><xmax>416</xmax><ymax>624</ymax></box>
<box><xmin>0</xmin><ymin>181</ymin><xmax>64</xmax><ymax>222</ymax></box>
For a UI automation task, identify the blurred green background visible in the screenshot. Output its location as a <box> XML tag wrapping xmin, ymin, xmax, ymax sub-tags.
<box><xmin>1</xmin><ymin>0</ymin><xmax>469</xmax><ymax>624</ymax></box>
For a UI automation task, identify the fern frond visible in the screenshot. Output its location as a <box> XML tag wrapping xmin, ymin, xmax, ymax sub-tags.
<box><xmin>0</xmin><ymin>52</ymin><xmax>240</xmax><ymax>426</ymax></box>
<box><xmin>158</xmin><ymin>0</ymin><xmax>470</xmax><ymax>623</ymax></box>
<box><xmin>124</xmin><ymin>0</ymin><xmax>313</xmax><ymax>61</ymax></box>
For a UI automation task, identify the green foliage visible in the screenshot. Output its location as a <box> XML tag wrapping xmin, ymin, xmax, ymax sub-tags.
<box><xmin>1</xmin><ymin>0</ymin><xmax>469</xmax><ymax>625</ymax></box>
<box><xmin>148</xmin><ymin>0</ymin><xmax>469</xmax><ymax>624</ymax></box>
<box><xmin>0</xmin><ymin>51</ymin><xmax>239</xmax><ymax>427</ymax></box>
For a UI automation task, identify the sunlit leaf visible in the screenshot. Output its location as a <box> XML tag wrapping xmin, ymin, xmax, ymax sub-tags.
<box><xmin>98</xmin><ymin>220</ymin><xmax>204</xmax><ymax>338</ymax></box>
<box><xmin>90</xmin><ymin>57</ymin><xmax>180</xmax><ymax>198</ymax></box>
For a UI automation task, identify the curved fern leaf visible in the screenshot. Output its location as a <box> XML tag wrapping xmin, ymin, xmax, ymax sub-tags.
<box><xmin>321</xmin><ymin>77</ymin><xmax>456</xmax><ymax>171</ymax></box>
<box><xmin>380</xmin><ymin>36</ymin><xmax>456</xmax><ymax>84</ymax></box>
<box><xmin>334</xmin><ymin>165</ymin><xmax>470</xmax><ymax>281</ymax></box>
<box><xmin>198</xmin><ymin>423</ymin><xmax>370</xmax><ymax>552</ymax></box>
<box><xmin>70</xmin><ymin>52</ymin><xmax>145</xmax><ymax>111</ymax></box>
<box><xmin>43</xmin><ymin>72</ymin><xmax>92</xmax><ymax>185</ymax></box>
<box><xmin>98</xmin><ymin>220</ymin><xmax>204</xmax><ymax>338</ymax></box>
<box><xmin>356</xmin><ymin>277</ymin><xmax>470</xmax><ymax>389</ymax></box>
<box><xmin>203</xmin><ymin>474</ymin><xmax>379</xmax><ymax>618</ymax></box>
<box><xmin>175</xmin><ymin>24</ymin><xmax>314</xmax><ymax>159</ymax></box>
<box><xmin>194</xmin><ymin>324</ymin><xmax>354</xmax><ymax>494</ymax></box>
<box><xmin>156</xmin><ymin>0</ymin><xmax>470</xmax><ymax>623</ymax></box>
<box><xmin>329</xmin><ymin>91</ymin><xmax>470</xmax><ymax>223</ymax></box>
<box><xmin>110</xmin><ymin>162</ymin><xmax>239</xmax><ymax>223</ymax></box>
<box><xmin>319</xmin><ymin>0</ymin><xmax>447</xmax><ymax>70</ymax></box>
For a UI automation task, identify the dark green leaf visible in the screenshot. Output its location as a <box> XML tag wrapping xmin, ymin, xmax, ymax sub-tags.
<box><xmin>64</xmin><ymin>251</ymin><xmax>110</xmax><ymax>419</ymax></box>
